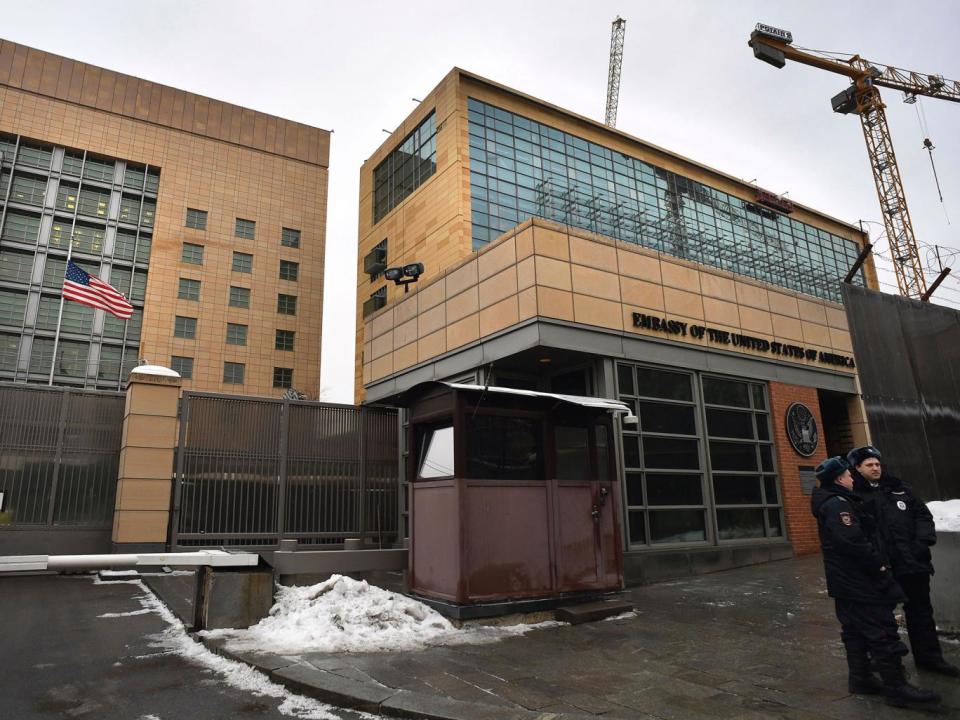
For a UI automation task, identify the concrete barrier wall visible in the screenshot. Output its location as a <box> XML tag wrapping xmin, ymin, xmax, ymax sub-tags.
<box><xmin>931</xmin><ymin>531</ymin><xmax>960</xmax><ymax>633</ymax></box>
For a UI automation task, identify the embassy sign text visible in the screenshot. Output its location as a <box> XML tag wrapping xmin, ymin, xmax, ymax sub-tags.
<box><xmin>632</xmin><ymin>312</ymin><xmax>855</xmax><ymax>368</ymax></box>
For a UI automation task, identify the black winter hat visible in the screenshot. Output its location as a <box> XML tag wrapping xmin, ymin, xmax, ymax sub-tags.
<box><xmin>847</xmin><ymin>446</ymin><xmax>882</xmax><ymax>468</ymax></box>
<box><xmin>816</xmin><ymin>456</ymin><xmax>850</xmax><ymax>485</ymax></box>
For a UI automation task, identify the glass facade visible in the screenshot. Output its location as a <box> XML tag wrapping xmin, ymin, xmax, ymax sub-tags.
<box><xmin>467</xmin><ymin>98</ymin><xmax>863</xmax><ymax>303</ymax></box>
<box><xmin>617</xmin><ymin>362</ymin><xmax>783</xmax><ymax>547</ymax></box>
<box><xmin>373</xmin><ymin>112</ymin><xmax>437</xmax><ymax>223</ymax></box>
<box><xmin>0</xmin><ymin>132</ymin><xmax>155</xmax><ymax>388</ymax></box>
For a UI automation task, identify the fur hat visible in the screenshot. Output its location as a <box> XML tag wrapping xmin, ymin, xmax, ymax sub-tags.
<box><xmin>816</xmin><ymin>456</ymin><xmax>850</xmax><ymax>485</ymax></box>
<box><xmin>847</xmin><ymin>446</ymin><xmax>882</xmax><ymax>468</ymax></box>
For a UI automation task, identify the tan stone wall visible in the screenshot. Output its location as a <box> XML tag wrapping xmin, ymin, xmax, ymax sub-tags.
<box><xmin>355</xmin><ymin>68</ymin><xmax>874</xmax><ymax>401</ymax></box>
<box><xmin>0</xmin><ymin>41</ymin><xmax>328</xmax><ymax>398</ymax></box>
<box><xmin>362</xmin><ymin>219</ymin><xmax>857</xmax><ymax>387</ymax></box>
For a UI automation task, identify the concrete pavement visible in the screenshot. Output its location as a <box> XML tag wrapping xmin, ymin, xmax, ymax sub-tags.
<box><xmin>185</xmin><ymin>555</ymin><xmax>960</xmax><ymax>719</ymax></box>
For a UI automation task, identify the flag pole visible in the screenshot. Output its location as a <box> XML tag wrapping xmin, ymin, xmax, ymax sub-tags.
<box><xmin>48</xmin><ymin>233</ymin><xmax>74</xmax><ymax>386</ymax></box>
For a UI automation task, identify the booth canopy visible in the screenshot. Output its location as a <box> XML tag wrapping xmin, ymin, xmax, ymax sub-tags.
<box><xmin>398</xmin><ymin>381</ymin><xmax>633</xmax><ymax>416</ymax></box>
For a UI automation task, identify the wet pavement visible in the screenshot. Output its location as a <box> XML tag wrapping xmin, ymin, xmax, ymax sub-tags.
<box><xmin>197</xmin><ymin>555</ymin><xmax>960</xmax><ymax>719</ymax></box>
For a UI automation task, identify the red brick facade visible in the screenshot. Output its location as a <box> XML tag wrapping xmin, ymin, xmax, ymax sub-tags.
<box><xmin>769</xmin><ymin>382</ymin><xmax>827</xmax><ymax>556</ymax></box>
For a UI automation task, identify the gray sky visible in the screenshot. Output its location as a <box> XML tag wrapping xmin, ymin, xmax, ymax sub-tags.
<box><xmin>5</xmin><ymin>0</ymin><xmax>958</xmax><ymax>402</ymax></box>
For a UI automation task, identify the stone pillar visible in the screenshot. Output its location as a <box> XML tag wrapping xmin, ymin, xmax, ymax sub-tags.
<box><xmin>112</xmin><ymin>366</ymin><xmax>181</xmax><ymax>552</ymax></box>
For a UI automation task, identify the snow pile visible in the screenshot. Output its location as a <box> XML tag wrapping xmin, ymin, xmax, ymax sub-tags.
<box><xmin>204</xmin><ymin>574</ymin><xmax>559</xmax><ymax>655</ymax></box>
<box><xmin>928</xmin><ymin>499</ymin><xmax>960</xmax><ymax>532</ymax></box>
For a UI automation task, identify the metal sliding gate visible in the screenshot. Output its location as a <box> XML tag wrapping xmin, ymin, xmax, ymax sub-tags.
<box><xmin>171</xmin><ymin>392</ymin><xmax>400</xmax><ymax>550</ymax></box>
<box><xmin>0</xmin><ymin>383</ymin><xmax>124</xmax><ymax>555</ymax></box>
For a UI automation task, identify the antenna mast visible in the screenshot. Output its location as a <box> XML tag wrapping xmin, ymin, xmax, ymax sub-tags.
<box><xmin>605</xmin><ymin>16</ymin><xmax>626</xmax><ymax>127</ymax></box>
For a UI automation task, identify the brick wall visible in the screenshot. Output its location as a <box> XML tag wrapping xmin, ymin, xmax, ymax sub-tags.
<box><xmin>769</xmin><ymin>382</ymin><xmax>827</xmax><ymax>555</ymax></box>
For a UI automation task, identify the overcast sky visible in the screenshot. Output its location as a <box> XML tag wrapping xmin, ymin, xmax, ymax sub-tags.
<box><xmin>4</xmin><ymin>0</ymin><xmax>958</xmax><ymax>402</ymax></box>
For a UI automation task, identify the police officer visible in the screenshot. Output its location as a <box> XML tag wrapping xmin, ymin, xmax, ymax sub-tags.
<box><xmin>848</xmin><ymin>445</ymin><xmax>959</xmax><ymax>677</ymax></box>
<box><xmin>811</xmin><ymin>456</ymin><xmax>940</xmax><ymax>707</ymax></box>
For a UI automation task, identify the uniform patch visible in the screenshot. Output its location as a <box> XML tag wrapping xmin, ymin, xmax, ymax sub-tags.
<box><xmin>840</xmin><ymin>512</ymin><xmax>853</xmax><ymax>526</ymax></box>
<box><xmin>897</xmin><ymin>500</ymin><xmax>907</xmax><ymax>511</ymax></box>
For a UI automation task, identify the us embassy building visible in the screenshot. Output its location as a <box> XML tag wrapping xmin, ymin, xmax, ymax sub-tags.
<box><xmin>357</xmin><ymin>69</ymin><xmax>875</xmax><ymax>580</ymax></box>
<box><xmin>0</xmin><ymin>40</ymin><xmax>329</xmax><ymax>397</ymax></box>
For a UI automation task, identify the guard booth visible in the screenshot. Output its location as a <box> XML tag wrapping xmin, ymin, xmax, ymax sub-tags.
<box><xmin>402</xmin><ymin>382</ymin><xmax>631</xmax><ymax>616</ymax></box>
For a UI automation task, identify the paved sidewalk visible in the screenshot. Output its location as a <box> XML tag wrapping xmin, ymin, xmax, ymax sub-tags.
<box><xmin>196</xmin><ymin>556</ymin><xmax>960</xmax><ymax>719</ymax></box>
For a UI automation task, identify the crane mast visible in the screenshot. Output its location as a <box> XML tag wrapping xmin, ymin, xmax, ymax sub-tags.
<box><xmin>749</xmin><ymin>25</ymin><xmax>960</xmax><ymax>299</ymax></box>
<box><xmin>605</xmin><ymin>17</ymin><xmax>626</xmax><ymax>127</ymax></box>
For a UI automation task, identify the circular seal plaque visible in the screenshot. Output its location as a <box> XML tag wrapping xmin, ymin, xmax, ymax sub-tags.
<box><xmin>786</xmin><ymin>402</ymin><xmax>819</xmax><ymax>457</ymax></box>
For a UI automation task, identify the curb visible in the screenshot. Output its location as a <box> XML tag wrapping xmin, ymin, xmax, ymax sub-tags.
<box><xmin>199</xmin><ymin>635</ymin><xmax>594</xmax><ymax>720</ymax></box>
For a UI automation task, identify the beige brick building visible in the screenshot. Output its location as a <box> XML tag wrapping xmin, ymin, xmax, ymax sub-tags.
<box><xmin>0</xmin><ymin>39</ymin><xmax>328</xmax><ymax>398</ymax></box>
<box><xmin>357</xmin><ymin>69</ymin><xmax>878</xmax><ymax>580</ymax></box>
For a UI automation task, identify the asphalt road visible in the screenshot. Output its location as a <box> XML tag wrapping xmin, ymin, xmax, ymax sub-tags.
<box><xmin>0</xmin><ymin>573</ymin><xmax>374</xmax><ymax>720</ymax></box>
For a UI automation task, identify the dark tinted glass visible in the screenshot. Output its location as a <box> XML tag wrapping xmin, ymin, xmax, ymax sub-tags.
<box><xmin>764</xmin><ymin>476</ymin><xmax>780</xmax><ymax>504</ymax></box>
<box><xmin>649</xmin><ymin>510</ymin><xmax>706</xmax><ymax>544</ymax></box>
<box><xmin>623</xmin><ymin>435</ymin><xmax>641</xmax><ymax>468</ymax></box>
<box><xmin>646</xmin><ymin>473</ymin><xmax>703</xmax><ymax>506</ymax></box>
<box><xmin>760</xmin><ymin>445</ymin><xmax>774</xmax><ymax>472</ymax></box>
<box><xmin>596</xmin><ymin>425</ymin><xmax>610</xmax><ymax>482</ymax></box>
<box><xmin>643</xmin><ymin>437</ymin><xmax>700</xmax><ymax>469</ymax></box>
<box><xmin>466</xmin><ymin>415</ymin><xmax>542</xmax><ymax>480</ymax></box>
<box><xmin>756</xmin><ymin>416</ymin><xmax>770</xmax><ymax>441</ymax></box>
<box><xmin>617</xmin><ymin>363</ymin><xmax>635</xmax><ymax>396</ymax></box>
<box><xmin>628</xmin><ymin>511</ymin><xmax>646</xmax><ymax>544</ymax></box>
<box><xmin>713</xmin><ymin>475</ymin><xmax>762</xmax><ymax>504</ymax></box>
<box><xmin>767</xmin><ymin>508</ymin><xmax>783</xmax><ymax>536</ymax></box>
<box><xmin>638</xmin><ymin>402</ymin><xmax>696</xmax><ymax>435</ymax></box>
<box><xmin>636</xmin><ymin>368</ymin><xmax>691</xmax><ymax>401</ymax></box>
<box><xmin>751</xmin><ymin>385</ymin><xmax>767</xmax><ymax>410</ymax></box>
<box><xmin>717</xmin><ymin>508</ymin><xmax>765</xmax><ymax>540</ymax></box>
<box><xmin>551</xmin><ymin>369</ymin><xmax>590</xmax><ymax>396</ymax></box>
<box><xmin>626</xmin><ymin>472</ymin><xmax>643</xmax><ymax>506</ymax></box>
<box><xmin>709</xmin><ymin>441</ymin><xmax>758</xmax><ymax>471</ymax></box>
<box><xmin>556</xmin><ymin>426</ymin><xmax>590</xmax><ymax>480</ymax></box>
<box><xmin>706</xmin><ymin>409</ymin><xmax>754</xmax><ymax>439</ymax></box>
<box><xmin>702</xmin><ymin>377</ymin><xmax>750</xmax><ymax>407</ymax></box>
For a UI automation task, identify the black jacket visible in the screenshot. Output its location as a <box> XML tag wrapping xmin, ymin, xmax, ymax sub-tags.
<box><xmin>811</xmin><ymin>482</ymin><xmax>905</xmax><ymax>604</ymax></box>
<box><xmin>853</xmin><ymin>471</ymin><xmax>937</xmax><ymax>577</ymax></box>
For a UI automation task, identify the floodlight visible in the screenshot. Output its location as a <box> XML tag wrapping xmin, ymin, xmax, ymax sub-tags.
<box><xmin>403</xmin><ymin>262</ymin><xmax>424</xmax><ymax>279</ymax></box>
<box><xmin>384</xmin><ymin>267</ymin><xmax>404</xmax><ymax>282</ymax></box>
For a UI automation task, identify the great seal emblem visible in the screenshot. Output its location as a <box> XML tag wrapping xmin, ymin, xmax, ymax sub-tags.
<box><xmin>786</xmin><ymin>402</ymin><xmax>819</xmax><ymax>457</ymax></box>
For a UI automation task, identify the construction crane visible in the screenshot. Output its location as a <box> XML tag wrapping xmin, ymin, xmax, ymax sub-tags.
<box><xmin>748</xmin><ymin>24</ymin><xmax>959</xmax><ymax>300</ymax></box>
<box><xmin>604</xmin><ymin>16</ymin><xmax>626</xmax><ymax>127</ymax></box>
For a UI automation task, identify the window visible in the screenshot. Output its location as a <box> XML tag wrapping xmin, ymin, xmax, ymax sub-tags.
<box><xmin>273</xmin><ymin>367</ymin><xmax>293</xmax><ymax>388</ymax></box>
<box><xmin>61</xmin><ymin>151</ymin><xmax>84</xmax><ymax>176</ymax></box>
<box><xmin>373</xmin><ymin>111</ymin><xmax>437</xmax><ymax>223</ymax></box>
<box><xmin>362</xmin><ymin>286</ymin><xmax>386</xmax><ymax>317</ymax></box>
<box><xmin>118</xmin><ymin>195</ymin><xmax>141</xmax><ymax>224</ymax></box>
<box><xmin>10</xmin><ymin>175</ymin><xmax>46</xmax><ymax>205</ymax></box>
<box><xmin>144</xmin><ymin>168</ymin><xmax>160</xmax><ymax>194</ymax></box>
<box><xmin>123</xmin><ymin>164</ymin><xmax>145</xmax><ymax>190</ymax></box>
<box><xmin>417</xmin><ymin>426</ymin><xmax>454</xmax><ymax>478</ymax></box>
<box><xmin>31</xmin><ymin>339</ymin><xmax>88</xmax><ymax>378</ymax></box>
<box><xmin>56</xmin><ymin>184</ymin><xmax>78</xmax><ymax>212</ymax></box>
<box><xmin>57</xmin><ymin>223</ymin><xmax>104</xmax><ymax>255</ymax></box>
<box><xmin>82</xmin><ymin>156</ymin><xmax>114</xmax><ymax>182</ymax></box>
<box><xmin>0</xmin><ymin>290</ymin><xmax>28</xmax><ymax>327</ymax></box>
<box><xmin>182</xmin><ymin>243</ymin><xmax>204</xmax><ymax>265</ymax></box>
<box><xmin>185</xmin><ymin>208</ymin><xmax>207</xmax><ymax>230</ymax></box>
<box><xmin>279</xmin><ymin>260</ymin><xmax>299</xmax><ymax>281</ymax></box>
<box><xmin>170</xmin><ymin>356</ymin><xmax>194</xmax><ymax>379</ymax></box>
<box><xmin>229</xmin><ymin>286</ymin><xmax>250</xmax><ymax>308</ymax></box>
<box><xmin>178</xmin><ymin>278</ymin><xmax>200</xmax><ymax>301</ymax></box>
<box><xmin>97</xmin><ymin>345</ymin><xmax>122</xmax><ymax>383</ymax></box>
<box><xmin>702</xmin><ymin>377</ymin><xmax>783</xmax><ymax>541</ymax></box>
<box><xmin>466</xmin><ymin>415</ymin><xmax>543</xmax><ymax>480</ymax></box>
<box><xmin>174</xmin><ymin>316</ymin><xmax>197</xmax><ymax>339</ymax></box>
<box><xmin>0</xmin><ymin>250</ymin><xmax>34</xmax><ymax>284</ymax></box>
<box><xmin>281</xmin><ymin>227</ymin><xmax>300</xmax><ymax>248</ymax></box>
<box><xmin>1</xmin><ymin>212</ymin><xmax>41</xmax><ymax>243</ymax></box>
<box><xmin>277</xmin><ymin>293</ymin><xmax>297</xmax><ymax>315</ymax></box>
<box><xmin>235</xmin><ymin>218</ymin><xmax>256</xmax><ymax>239</ymax></box>
<box><xmin>113</xmin><ymin>232</ymin><xmax>136</xmax><ymax>261</ymax></box>
<box><xmin>0</xmin><ymin>333</ymin><xmax>20</xmax><ymax>371</ymax></box>
<box><xmin>36</xmin><ymin>296</ymin><xmax>94</xmax><ymax>334</ymax></box>
<box><xmin>226</xmin><ymin>323</ymin><xmax>248</xmax><ymax>346</ymax></box>
<box><xmin>141</xmin><ymin>200</ymin><xmax>156</xmax><ymax>227</ymax></box>
<box><xmin>76</xmin><ymin>188</ymin><xmax>110</xmax><ymax>218</ymax></box>
<box><xmin>275</xmin><ymin>329</ymin><xmax>295</xmax><ymax>351</ymax></box>
<box><xmin>223</xmin><ymin>361</ymin><xmax>245</xmax><ymax>385</ymax></box>
<box><xmin>17</xmin><ymin>143</ymin><xmax>52</xmax><ymax>170</ymax></box>
<box><xmin>232</xmin><ymin>252</ymin><xmax>253</xmax><ymax>273</ymax></box>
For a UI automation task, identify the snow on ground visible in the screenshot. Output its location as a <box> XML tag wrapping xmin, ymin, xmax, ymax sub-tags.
<box><xmin>928</xmin><ymin>499</ymin><xmax>960</xmax><ymax>531</ymax></box>
<box><xmin>90</xmin><ymin>575</ymin><xmax>358</xmax><ymax>720</ymax></box>
<box><xmin>202</xmin><ymin>574</ymin><xmax>562</xmax><ymax>656</ymax></box>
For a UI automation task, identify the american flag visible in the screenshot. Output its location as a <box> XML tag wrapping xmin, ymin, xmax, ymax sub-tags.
<box><xmin>63</xmin><ymin>261</ymin><xmax>134</xmax><ymax>319</ymax></box>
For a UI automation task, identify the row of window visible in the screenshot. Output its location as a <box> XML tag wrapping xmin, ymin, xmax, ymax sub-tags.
<box><xmin>174</xmin><ymin>278</ymin><xmax>296</xmax><ymax>314</ymax></box>
<box><xmin>373</xmin><ymin>112</ymin><xmax>438</xmax><ymax>223</ymax></box>
<box><xmin>180</xmin><ymin>242</ymin><xmax>298</xmax><ymax>280</ymax></box>
<box><xmin>169</xmin><ymin>355</ymin><xmax>293</xmax><ymax>388</ymax></box>
<box><xmin>1</xmin><ymin>214</ymin><xmax>152</xmax><ymax>265</ymax></box>
<box><xmin>0</xmin><ymin>333</ymin><xmax>138</xmax><ymax>384</ymax></box>
<box><xmin>184</xmin><ymin>207</ymin><xmax>301</xmax><ymax>248</ymax></box>
<box><xmin>0</xmin><ymin>135</ymin><xmax>159</xmax><ymax>192</ymax></box>
<box><xmin>466</xmin><ymin>97</ymin><xmax>863</xmax><ymax>303</ymax></box>
<box><xmin>3</xmin><ymin>175</ymin><xmax>157</xmax><ymax>227</ymax></box>
<box><xmin>172</xmin><ymin>316</ymin><xmax>295</xmax><ymax>350</ymax></box>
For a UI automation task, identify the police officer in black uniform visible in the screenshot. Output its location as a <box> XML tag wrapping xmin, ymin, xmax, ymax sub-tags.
<box><xmin>811</xmin><ymin>456</ymin><xmax>940</xmax><ymax>707</ymax></box>
<box><xmin>848</xmin><ymin>445</ymin><xmax>960</xmax><ymax>677</ymax></box>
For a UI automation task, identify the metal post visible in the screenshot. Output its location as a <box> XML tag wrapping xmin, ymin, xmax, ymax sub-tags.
<box><xmin>920</xmin><ymin>267</ymin><xmax>952</xmax><ymax>302</ymax></box>
<box><xmin>276</xmin><ymin>400</ymin><xmax>289</xmax><ymax>544</ymax></box>
<box><xmin>844</xmin><ymin>242</ymin><xmax>873</xmax><ymax>284</ymax></box>
<box><xmin>357</xmin><ymin>405</ymin><xmax>367</xmax><ymax>542</ymax></box>
<box><xmin>48</xmin><ymin>234</ymin><xmax>74</xmax><ymax>386</ymax></box>
<box><xmin>46</xmin><ymin>389</ymin><xmax>71</xmax><ymax>525</ymax></box>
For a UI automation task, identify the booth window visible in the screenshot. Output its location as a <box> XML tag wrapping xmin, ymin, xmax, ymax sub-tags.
<box><xmin>418</xmin><ymin>425</ymin><xmax>454</xmax><ymax>479</ymax></box>
<box><xmin>466</xmin><ymin>415</ymin><xmax>543</xmax><ymax>480</ymax></box>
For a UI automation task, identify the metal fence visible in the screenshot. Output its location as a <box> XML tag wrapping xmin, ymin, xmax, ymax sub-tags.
<box><xmin>0</xmin><ymin>383</ymin><xmax>124</xmax><ymax>529</ymax></box>
<box><xmin>842</xmin><ymin>284</ymin><xmax>960</xmax><ymax>501</ymax></box>
<box><xmin>171</xmin><ymin>392</ymin><xmax>400</xmax><ymax>549</ymax></box>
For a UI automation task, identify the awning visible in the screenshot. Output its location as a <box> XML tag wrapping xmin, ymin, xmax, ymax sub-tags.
<box><xmin>407</xmin><ymin>381</ymin><xmax>634</xmax><ymax>416</ymax></box>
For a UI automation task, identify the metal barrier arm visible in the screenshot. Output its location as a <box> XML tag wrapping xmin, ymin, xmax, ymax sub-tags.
<box><xmin>0</xmin><ymin>550</ymin><xmax>259</xmax><ymax>573</ymax></box>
